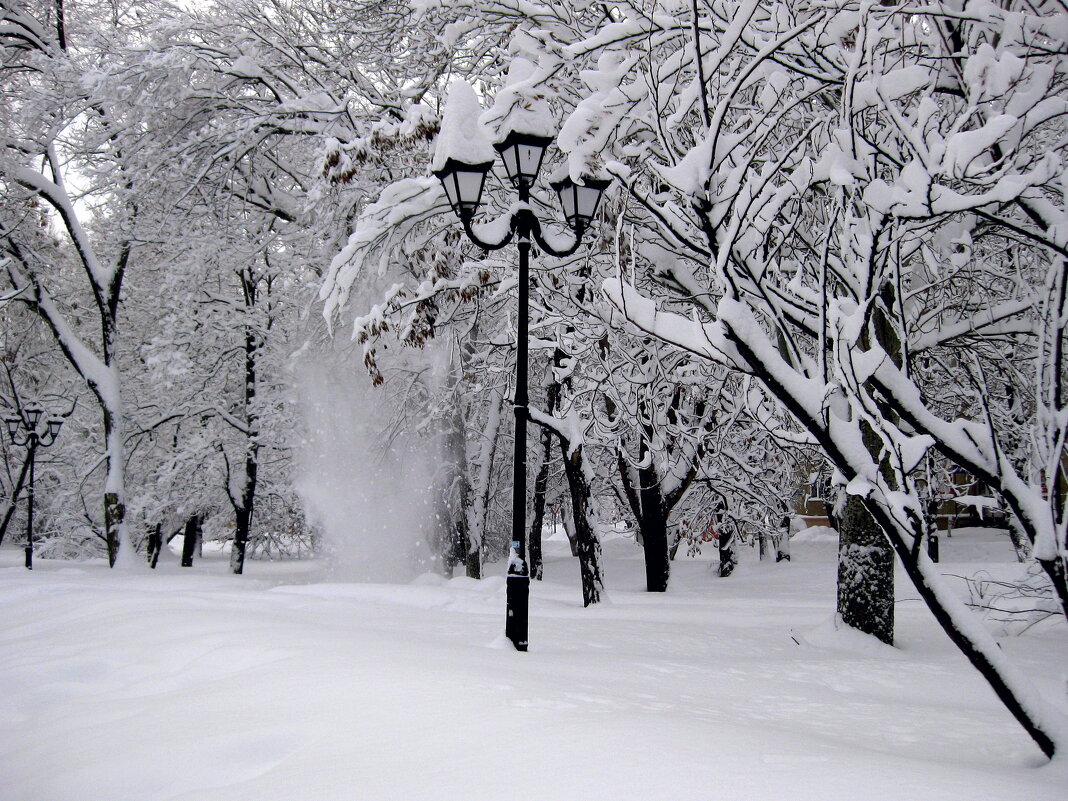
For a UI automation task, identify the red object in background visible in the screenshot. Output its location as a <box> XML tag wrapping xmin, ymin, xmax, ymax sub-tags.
<box><xmin>701</xmin><ymin>519</ymin><xmax>719</xmax><ymax>542</ymax></box>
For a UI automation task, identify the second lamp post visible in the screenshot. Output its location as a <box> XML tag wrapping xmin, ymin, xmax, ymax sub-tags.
<box><xmin>4</xmin><ymin>406</ymin><xmax>63</xmax><ymax>569</ymax></box>
<box><xmin>435</xmin><ymin>130</ymin><xmax>609</xmax><ymax>652</ymax></box>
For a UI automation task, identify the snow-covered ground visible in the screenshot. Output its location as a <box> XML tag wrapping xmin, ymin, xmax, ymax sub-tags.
<box><xmin>0</xmin><ymin>527</ymin><xmax>1064</xmax><ymax>800</ymax></box>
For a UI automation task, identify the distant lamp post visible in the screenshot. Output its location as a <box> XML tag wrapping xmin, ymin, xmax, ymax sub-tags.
<box><xmin>4</xmin><ymin>406</ymin><xmax>63</xmax><ymax>569</ymax></box>
<box><xmin>434</xmin><ymin>126</ymin><xmax>609</xmax><ymax>652</ymax></box>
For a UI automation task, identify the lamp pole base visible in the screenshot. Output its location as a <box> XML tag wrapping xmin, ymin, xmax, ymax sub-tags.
<box><xmin>505</xmin><ymin>573</ymin><xmax>529</xmax><ymax>651</ymax></box>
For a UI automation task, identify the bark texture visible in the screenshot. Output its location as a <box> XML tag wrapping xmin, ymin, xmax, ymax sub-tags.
<box><xmin>837</xmin><ymin>494</ymin><xmax>894</xmax><ymax>645</ymax></box>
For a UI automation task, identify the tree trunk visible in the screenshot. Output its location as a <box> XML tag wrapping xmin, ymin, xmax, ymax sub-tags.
<box><xmin>231</xmin><ymin>507</ymin><xmax>252</xmax><ymax>574</ymax></box>
<box><xmin>669</xmin><ymin>530</ymin><xmax>683</xmax><ymax>560</ymax></box>
<box><xmin>103</xmin><ymin>489</ymin><xmax>125</xmax><ymax>568</ymax></box>
<box><xmin>638</xmin><ymin>471</ymin><xmax>670</xmax><ymax>591</ymax></box>
<box><xmin>837</xmin><ymin>493</ymin><xmax>895</xmax><ymax>644</ymax></box>
<box><xmin>616</xmin><ymin>449</ymin><xmax>676</xmax><ymax>592</ymax></box>
<box><xmin>101</xmin><ymin>290</ymin><xmax>131</xmax><ymax>568</ymax></box>
<box><xmin>439</xmin><ymin>354</ymin><xmax>474</xmax><ymax>578</ymax></box>
<box><xmin>868</xmin><ymin>496</ymin><xmax>1064</xmax><ymax>759</ymax></box>
<box><xmin>560</xmin><ymin>442</ymin><xmax>603</xmax><ymax>606</ymax></box>
<box><xmin>836</xmin><ymin>288</ymin><xmax>898</xmax><ymax>643</ymax></box>
<box><xmin>1006</xmin><ymin>514</ymin><xmax>1032</xmax><ymax>562</ymax></box>
<box><xmin>465</xmin><ymin>533</ymin><xmax>482</xmax><ymax>580</ymax></box>
<box><xmin>719</xmin><ymin>525</ymin><xmax>736</xmax><ymax>577</ymax></box>
<box><xmin>147</xmin><ymin>523</ymin><xmax>162</xmax><ymax>569</ymax></box>
<box><xmin>561</xmin><ymin>512</ymin><xmax>579</xmax><ymax>557</ymax></box>
<box><xmin>776</xmin><ymin>515</ymin><xmax>792</xmax><ymax>562</ymax></box>
<box><xmin>714</xmin><ymin>304</ymin><xmax>1067</xmax><ymax>758</ymax></box>
<box><xmin>102</xmin><ymin>369</ymin><xmax>129</xmax><ymax>568</ymax></box>
<box><xmin>230</xmin><ymin>269</ymin><xmax>262</xmax><ymax>576</ymax></box>
<box><xmin>465</xmin><ymin>391</ymin><xmax>503</xmax><ymax>580</ymax></box>
<box><xmin>181</xmin><ymin>514</ymin><xmax>201</xmax><ymax>567</ymax></box>
<box><xmin>527</xmin><ymin>428</ymin><xmax>552</xmax><ymax>580</ymax></box>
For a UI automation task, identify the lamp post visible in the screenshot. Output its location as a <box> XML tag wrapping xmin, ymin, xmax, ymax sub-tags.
<box><xmin>434</xmin><ymin>131</ymin><xmax>609</xmax><ymax>652</ymax></box>
<box><xmin>4</xmin><ymin>406</ymin><xmax>63</xmax><ymax>569</ymax></box>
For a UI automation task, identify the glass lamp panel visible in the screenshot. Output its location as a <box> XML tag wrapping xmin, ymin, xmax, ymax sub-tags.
<box><xmin>47</xmin><ymin>418</ymin><xmax>62</xmax><ymax>438</ymax></box>
<box><xmin>456</xmin><ymin>169</ymin><xmax>486</xmax><ymax>207</ymax></box>
<box><xmin>4</xmin><ymin>417</ymin><xmax>18</xmax><ymax>436</ymax></box>
<box><xmin>495</xmin><ymin>132</ymin><xmax>552</xmax><ymax>187</ymax></box>
<box><xmin>25</xmin><ymin>407</ymin><xmax>42</xmax><ymax>427</ymax></box>
<box><xmin>440</xmin><ymin>173</ymin><xmax>461</xmax><ymax>210</ymax></box>
<box><xmin>576</xmin><ymin>184</ymin><xmax>604</xmax><ymax>220</ymax></box>
<box><xmin>517</xmin><ymin>144</ymin><xmax>545</xmax><ymax>184</ymax></box>
<box><xmin>435</xmin><ymin>159</ymin><xmax>492</xmax><ymax>217</ymax></box>
<box><xmin>555</xmin><ymin>182</ymin><xmax>577</xmax><ymax>223</ymax></box>
<box><xmin>499</xmin><ymin>146</ymin><xmax>519</xmax><ymax>184</ymax></box>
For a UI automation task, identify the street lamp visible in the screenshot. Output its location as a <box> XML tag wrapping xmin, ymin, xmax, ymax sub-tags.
<box><xmin>434</xmin><ymin>130</ymin><xmax>609</xmax><ymax>652</ymax></box>
<box><xmin>4</xmin><ymin>406</ymin><xmax>63</xmax><ymax>569</ymax></box>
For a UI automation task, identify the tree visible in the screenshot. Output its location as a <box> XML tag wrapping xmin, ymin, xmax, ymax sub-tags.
<box><xmin>558</xmin><ymin>0</ymin><xmax>1067</xmax><ymax>757</ymax></box>
<box><xmin>392</xmin><ymin>0</ymin><xmax>1068</xmax><ymax>758</ymax></box>
<box><xmin>0</xmin><ymin>0</ymin><xmax>194</xmax><ymax>565</ymax></box>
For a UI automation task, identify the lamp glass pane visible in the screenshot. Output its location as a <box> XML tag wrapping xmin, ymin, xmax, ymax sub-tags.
<box><xmin>25</xmin><ymin>408</ymin><xmax>42</xmax><ymax>427</ymax></box>
<box><xmin>440</xmin><ymin>173</ymin><xmax>461</xmax><ymax>210</ymax></box>
<box><xmin>47</xmin><ymin>419</ymin><xmax>62</xmax><ymax>437</ymax></box>
<box><xmin>456</xmin><ymin>170</ymin><xmax>486</xmax><ymax>206</ymax></box>
<box><xmin>518</xmin><ymin>144</ymin><xmax>544</xmax><ymax>182</ymax></box>
<box><xmin>4</xmin><ymin>417</ymin><xmax>17</xmax><ymax>436</ymax></box>
<box><xmin>576</xmin><ymin>184</ymin><xmax>603</xmax><ymax>219</ymax></box>
<box><xmin>499</xmin><ymin>146</ymin><xmax>519</xmax><ymax>183</ymax></box>
<box><xmin>442</xmin><ymin>174</ymin><xmax>459</xmax><ymax>208</ymax></box>
<box><xmin>556</xmin><ymin>183</ymin><xmax>577</xmax><ymax>221</ymax></box>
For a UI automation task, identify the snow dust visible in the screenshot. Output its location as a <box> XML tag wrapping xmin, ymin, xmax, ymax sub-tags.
<box><xmin>295</xmin><ymin>361</ymin><xmax>438</xmax><ymax>582</ymax></box>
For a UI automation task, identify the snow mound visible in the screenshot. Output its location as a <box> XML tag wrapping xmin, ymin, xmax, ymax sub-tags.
<box><xmin>790</xmin><ymin>616</ymin><xmax>903</xmax><ymax>658</ymax></box>
<box><xmin>792</xmin><ymin>525</ymin><xmax>839</xmax><ymax>543</ymax></box>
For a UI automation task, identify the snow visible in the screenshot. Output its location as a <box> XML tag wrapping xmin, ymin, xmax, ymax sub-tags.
<box><xmin>481</xmin><ymin>57</ymin><xmax>556</xmax><ymax>139</ymax></box>
<box><xmin>431</xmin><ymin>81</ymin><xmax>496</xmax><ymax>171</ymax></box>
<box><xmin>1</xmin><ymin>529</ymin><xmax>1065</xmax><ymax>800</ymax></box>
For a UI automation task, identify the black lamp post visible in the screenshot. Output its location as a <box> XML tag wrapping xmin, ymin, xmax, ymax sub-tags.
<box><xmin>4</xmin><ymin>406</ymin><xmax>63</xmax><ymax>569</ymax></box>
<box><xmin>434</xmin><ymin>129</ymin><xmax>609</xmax><ymax>652</ymax></box>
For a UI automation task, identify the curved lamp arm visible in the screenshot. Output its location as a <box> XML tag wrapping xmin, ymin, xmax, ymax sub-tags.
<box><xmin>459</xmin><ymin>211</ymin><xmax>518</xmax><ymax>252</ymax></box>
<box><xmin>4</xmin><ymin>413</ymin><xmax>62</xmax><ymax>448</ymax></box>
<box><xmin>37</xmin><ymin>426</ymin><xmax>61</xmax><ymax>448</ymax></box>
<box><xmin>7</xmin><ymin>430</ymin><xmax>33</xmax><ymax>448</ymax></box>
<box><xmin>526</xmin><ymin>212</ymin><xmax>586</xmax><ymax>258</ymax></box>
<box><xmin>458</xmin><ymin>209</ymin><xmax>590</xmax><ymax>258</ymax></box>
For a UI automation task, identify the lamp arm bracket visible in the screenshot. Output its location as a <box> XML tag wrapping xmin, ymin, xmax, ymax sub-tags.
<box><xmin>8</xmin><ymin>430</ymin><xmax>32</xmax><ymax>448</ymax></box>
<box><xmin>528</xmin><ymin>214</ymin><xmax>585</xmax><ymax>258</ymax></box>
<box><xmin>460</xmin><ymin>212</ymin><xmax>517</xmax><ymax>252</ymax></box>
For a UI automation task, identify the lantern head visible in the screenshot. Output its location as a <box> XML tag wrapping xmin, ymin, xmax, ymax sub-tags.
<box><xmin>24</xmin><ymin>406</ymin><xmax>42</xmax><ymax>429</ymax></box>
<box><xmin>434</xmin><ymin>158</ymin><xmax>495</xmax><ymax>220</ymax></box>
<box><xmin>551</xmin><ymin>175</ymin><xmax>611</xmax><ymax>230</ymax></box>
<box><xmin>494</xmin><ymin>131</ymin><xmax>553</xmax><ymax>190</ymax></box>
